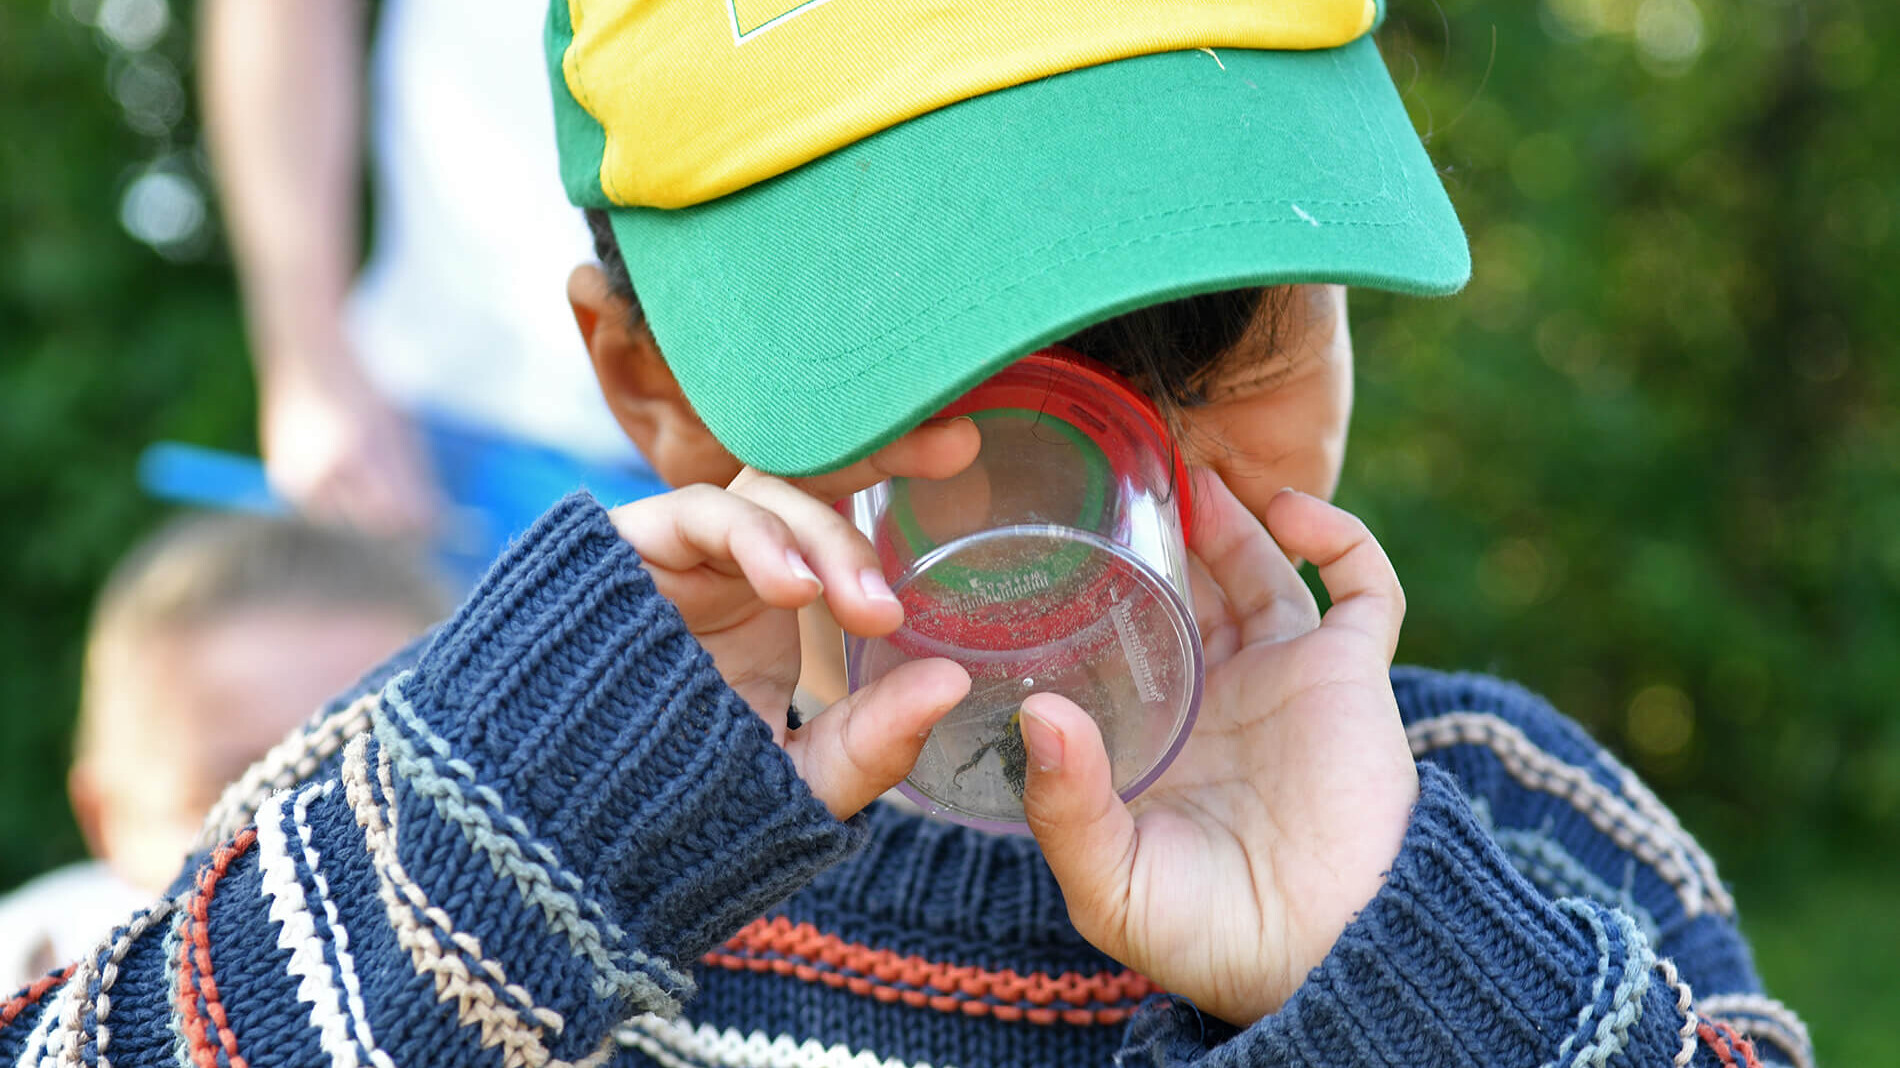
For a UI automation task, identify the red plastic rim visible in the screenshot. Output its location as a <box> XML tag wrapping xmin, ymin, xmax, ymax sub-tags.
<box><xmin>932</xmin><ymin>346</ymin><xmax>1194</xmax><ymax>540</ymax></box>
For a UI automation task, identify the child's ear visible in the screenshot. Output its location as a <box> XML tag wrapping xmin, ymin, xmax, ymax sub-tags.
<box><xmin>568</xmin><ymin>265</ymin><xmax>744</xmax><ymax>487</ymax></box>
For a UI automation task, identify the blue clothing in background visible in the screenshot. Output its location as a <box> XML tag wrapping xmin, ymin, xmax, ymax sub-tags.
<box><xmin>139</xmin><ymin>412</ymin><xmax>669</xmax><ymax>587</ymax></box>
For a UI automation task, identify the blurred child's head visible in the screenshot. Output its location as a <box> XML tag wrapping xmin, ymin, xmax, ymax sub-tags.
<box><xmin>70</xmin><ymin>515</ymin><xmax>449</xmax><ymax>892</ymax></box>
<box><xmin>547</xmin><ymin>0</ymin><xmax>1466</xmax><ymax>511</ymax></box>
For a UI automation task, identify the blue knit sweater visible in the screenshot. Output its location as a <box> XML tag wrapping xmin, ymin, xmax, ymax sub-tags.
<box><xmin>1</xmin><ymin>496</ymin><xmax>1810</xmax><ymax>1067</ymax></box>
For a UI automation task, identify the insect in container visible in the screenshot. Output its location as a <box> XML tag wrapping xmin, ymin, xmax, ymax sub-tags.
<box><xmin>951</xmin><ymin>707</ymin><xmax>1029</xmax><ymax>801</ymax></box>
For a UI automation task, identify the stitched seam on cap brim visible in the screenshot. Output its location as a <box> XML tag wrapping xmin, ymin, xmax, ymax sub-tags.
<box><xmin>716</xmin><ymin>45</ymin><xmax>1421</xmax><ymax>386</ymax></box>
<box><xmin>696</xmin><ymin>204</ymin><xmax>1426</xmax><ymax>475</ymax></box>
<box><xmin>788</xmin><ymin>210</ymin><xmax>1411</xmax><ymax>392</ymax></box>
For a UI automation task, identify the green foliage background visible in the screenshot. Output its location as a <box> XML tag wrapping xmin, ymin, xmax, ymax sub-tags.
<box><xmin>2</xmin><ymin>0</ymin><xmax>1894</xmax><ymax>1061</ymax></box>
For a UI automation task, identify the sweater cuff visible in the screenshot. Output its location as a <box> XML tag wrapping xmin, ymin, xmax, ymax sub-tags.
<box><xmin>389</xmin><ymin>493</ymin><xmax>865</xmax><ymax>970</ymax></box>
<box><xmin>1126</xmin><ymin>764</ymin><xmax>1687</xmax><ymax>1066</ymax></box>
<box><xmin>1271</xmin><ymin>762</ymin><xmax>1605</xmax><ymax>1062</ymax></box>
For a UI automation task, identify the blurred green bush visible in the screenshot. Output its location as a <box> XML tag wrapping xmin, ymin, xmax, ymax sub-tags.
<box><xmin>2</xmin><ymin>0</ymin><xmax>256</xmax><ymax>879</ymax></box>
<box><xmin>1355</xmin><ymin>4</ymin><xmax>1900</xmax><ymax>1059</ymax></box>
<box><xmin>1</xmin><ymin>0</ymin><xmax>1894</xmax><ymax>1061</ymax></box>
<box><xmin>1365</xmin><ymin>0</ymin><xmax>1899</xmax><ymax>847</ymax></box>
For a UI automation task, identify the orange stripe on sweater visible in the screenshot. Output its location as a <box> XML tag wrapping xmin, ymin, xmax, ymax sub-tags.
<box><xmin>175</xmin><ymin>828</ymin><xmax>256</xmax><ymax>1068</ymax></box>
<box><xmin>706</xmin><ymin>916</ymin><xmax>1155</xmax><ymax>1026</ymax></box>
<box><xmin>1699</xmin><ymin>1019</ymin><xmax>1763</xmax><ymax>1068</ymax></box>
<box><xmin>0</xmin><ymin>965</ymin><xmax>77</xmax><ymax>1033</ymax></box>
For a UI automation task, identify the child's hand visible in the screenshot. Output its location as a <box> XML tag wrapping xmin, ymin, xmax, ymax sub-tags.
<box><xmin>1017</xmin><ymin>476</ymin><xmax>1419</xmax><ymax>1027</ymax></box>
<box><xmin>606</xmin><ymin>420</ymin><xmax>980</xmax><ymax>821</ymax></box>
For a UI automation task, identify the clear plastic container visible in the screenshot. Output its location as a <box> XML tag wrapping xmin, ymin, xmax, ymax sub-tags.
<box><xmin>845</xmin><ymin>348</ymin><xmax>1203</xmax><ymax>831</ymax></box>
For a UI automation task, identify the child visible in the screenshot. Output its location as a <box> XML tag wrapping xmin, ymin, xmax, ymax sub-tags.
<box><xmin>2</xmin><ymin>1</ymin><xmax>1809</xmax><ymax>1065</ymax></box>
<box><xmin>0</xmin><ymin>513</ymin><xmax>446</xmax><ymax>989</ymax></box>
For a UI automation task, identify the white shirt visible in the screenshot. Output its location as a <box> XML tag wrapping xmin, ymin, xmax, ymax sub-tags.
<box><xmin>0</xmin><ymin>862</ymin><xmax>150</xmax><ymax>991</ymax></box>
<box><xmin>347</xmin><ymin>0</ymin><xmax>639</xmax><ymax>466</ymax></box>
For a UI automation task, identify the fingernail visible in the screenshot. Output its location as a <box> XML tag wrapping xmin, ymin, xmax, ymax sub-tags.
<box><xmin>858</xmin><ymin>568</ymin><xmax>900</xmax><ymax>604</ymax></box>
<box><xmin>785</xmin><ymin>548</ymin><xmax>822</xmax><ymax>589</ymax></box>
<box><xmin>1020</xmin><ymin>705</ymin><xmax>1063</xmax><ymax>773</ymax></box>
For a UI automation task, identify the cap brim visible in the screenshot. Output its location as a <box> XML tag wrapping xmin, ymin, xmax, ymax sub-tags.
<box><xmin>611</xmin><ymin>38</ymin><xmax>1468</xmax><ymax>476</ymax></box>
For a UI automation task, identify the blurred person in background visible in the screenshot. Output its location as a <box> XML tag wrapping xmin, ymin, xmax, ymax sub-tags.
<box><xmin>0</xmin><ymin>513</ymin><xmax>448</xmax><ymax>988</ymax></box>
<box><xmin>198</xmin><ymin>0</ymin><xmax>648</xmax><ymax>538</ymax></box>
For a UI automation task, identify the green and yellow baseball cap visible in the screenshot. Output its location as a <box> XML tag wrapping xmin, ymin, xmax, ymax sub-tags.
<box><xmin>547</xmin><ymin>0</ymin><xmax>1468</xmax><ymax>476</ymax></box>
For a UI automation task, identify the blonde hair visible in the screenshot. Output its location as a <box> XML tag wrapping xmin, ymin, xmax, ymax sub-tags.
<box><xmin>76</xmin><ymin>513</ymin><xmax>451</xmax><ymax>767</ymax></box>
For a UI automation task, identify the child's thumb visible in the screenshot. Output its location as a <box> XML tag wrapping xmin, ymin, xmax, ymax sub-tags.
<box><xmin>1018</xmin><ymin>694</ymin><xmax>1138</xmax><ymax>946</ymax></box>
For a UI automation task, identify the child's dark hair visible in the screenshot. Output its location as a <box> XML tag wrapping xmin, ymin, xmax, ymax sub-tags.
<box><xmin>585</xmin><ymin>208</ymin><xmax>1288</xmax><ymax>413</ymax></box>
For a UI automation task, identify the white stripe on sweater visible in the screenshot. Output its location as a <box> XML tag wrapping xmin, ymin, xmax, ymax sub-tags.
<box><xmin>617</xmin><ymin>1014</ymin><xmax>949</xmax><ymax>1068</ymax></box>
<box><xmin>17</xmin><ymin>976</ymin><xmax>75</xmax><ymax>1068</ymax></box>
<box><xmin>292</xmin><ymin>783</ymin><xmax>397</xmax><ymax>1068</ymax></box>
<box><xmin>1408</xmin><ymin>712</ymin><xmax>1714</xmax><ymax>917</ymax></box>
<box><xmin>1608</xmin><ymin>760</ymin><xmax>1734</xmax><ymax>916</ymax></box>
<box><xmin>257</xmin><ymin>785</ymin><xmax>382</xmax><ymax>1068</ymax></box>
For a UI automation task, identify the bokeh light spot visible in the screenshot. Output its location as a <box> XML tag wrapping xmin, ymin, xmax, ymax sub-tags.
<box><xmin>1811</xmin><ymin>18</ymin><xmax>1875</xmax><ymax>92</ymax></box>
<box><xmin>111</xmin><ymin>53</ymin><xmax>185</xmax><ymax>137</ymax></box>
<box><xmin>119</xmin><ymin>168</ymin><xmax>205</xmax><ymax>253</ymax></box>
<box><xmin>1635</xmin><ymin>0</ymin><xmax>1705</xmax><ymax>73</ymax></box>
<box><xmin>96</xmin><ymin>0</ymin><xmax>169</xmax><ymax>53</ymax></box>
<box><xmin>1478</xmin><ymin>537</ymin><xmax>1564</xmax><ymax>609</ymax></box>
<box><xmin>1543</xmin><ymin>0</ymin><xmax>1613</xmax><ymax>40</ymax></box>
<box><xmin>1628</xmin><ymin>683</ymin><xmax>1695</xmax><ymax>757</ymax></box>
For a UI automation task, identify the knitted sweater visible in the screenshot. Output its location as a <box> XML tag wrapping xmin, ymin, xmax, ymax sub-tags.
<box><xmin>1</xmin><ymin>495</ymin><xmax>1811</xmax><ymax>1068</ymax></box>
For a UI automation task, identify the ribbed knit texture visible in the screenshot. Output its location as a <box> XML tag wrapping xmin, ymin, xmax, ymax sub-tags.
<box><xmin>0</xmin><ymin>494</ymin><xmax>1808</xmax><ymax>1068</ymax></box>
<box><xmin>1132</xmin><ymin>764</ymin><xmax>1682</xmax><ymax>1066</ymax></box>
<box><xmin>403</xmin><ymin>497</ymin><xmax>866</xmax><ymax>969</ymax></box>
